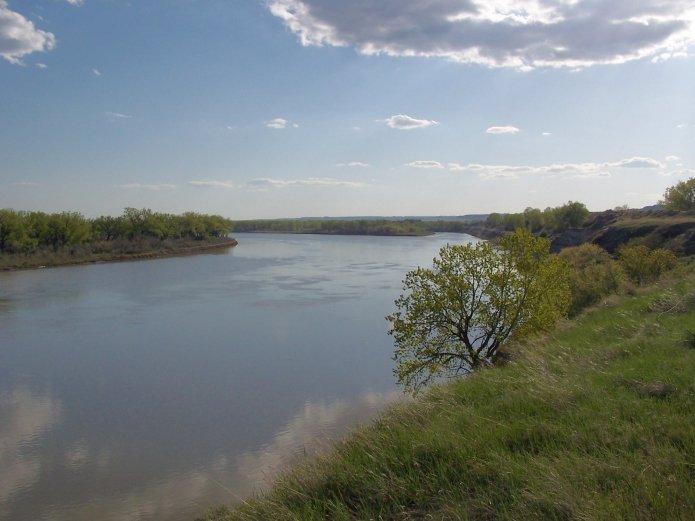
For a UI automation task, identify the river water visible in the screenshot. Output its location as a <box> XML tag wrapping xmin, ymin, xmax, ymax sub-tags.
<box><xmin>0</xmin><ymin>232</ymin><xmax>476</xmax><ymax>521</ymax></box>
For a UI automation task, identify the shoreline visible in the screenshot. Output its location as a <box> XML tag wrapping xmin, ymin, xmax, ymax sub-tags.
<box><xmin>0</xmin><ymin>238</ymin><xmax>238</xmax><ymax>272</ymax></box>
<box><xmin>199</xmin><ymin>269</ymin><xmax>695</xmax><ymax>521</ymax></box>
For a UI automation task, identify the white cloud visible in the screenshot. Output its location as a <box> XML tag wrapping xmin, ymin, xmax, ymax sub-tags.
<box><xmin>404</xmin><ymin>160</ymin><xmax>445</xmax><ymax>169</ymax></box>
<box><xmin>337</xmin><ymin>162</ymin><xmax>370</xmax><ymax>168</ymax></box>
<box><xmin>0</xmin><ymin>1</ymin><xmax>56</xmax><ymax>64</ymax></box>
<box><xmin>247</xmin><ymin>177</ymin><xmax>365</xmax><ymax>189</ymax></box>
<box><xmin>105</xmin><ymin>111</ymin><xmax>133</xmax><ymax>120</ymax></box>
<box><xmin>610</xmin><ymin>157</ymin><xmax>663</xmax><ymax>168</ymax></box>
<box><xmin>573</xmin><ymin>171</ymin><xmax>612</xmax><ymax>179</ymax></box>
<box><xmin>66</xmin><ymin>0</ymin><xmax>84</xmax><ymax>5</ymax></box>
<box><xmin>267</xmin><ymin>0</ymin><xmax>695</xmax><ymax>70</ymax></box>
<box><xmin>660</xmin><ymin>168</ymin><xmax>695</xmax><ymax>177</ymax></box>
<box><xmin>542</xmin><ymin>132</ymin><xmax>552</xmax><ymax>136</ymax></box>
<box><xmin>35</xmin><ymin>62</ymin><xmax>46</xmax><ymax>69</ymax></box>
<box><xmin>676</xmin><ymin>123</ymin><xmax>688</xmax><ymax>129</ymax></box>
<box><xmin>11</xmin><ymin>181</ymin><xmax>39</xmax><ymax>186</ymax></box>
<box><xmin>446</xmin><ymin>156</ymin><xmax>665</xmax><ymax>179</ymax></box>
<box><xmin>266</xmin><ymin>117</ymin><xmax>288</xmax><ymax>129</ymax></box>
<box><xmin>188</xmin><ymin>180</ymin><xmax>235</xmax><ymax>189</ymax></box>
<box><xmin>665</xmin><ymin>155</ymin><xmax>681</xmax><ymax>162</ymax></box>
<box><xmin>92</xmin><ymin>68</ymin><xmax>102</xmax><ymax>76</ymax></box>
<box><xmin>118</xmin><ymin>183</ymin><xmax>175</xmax><ymax>190</ymax></box>
<box><xmin>486</xmin><ymin>125</ymin><xmax>520</xmax><ymax>134</ymax></box>
<box><xmin>384</xmin><ymin>114</ymin><xmax>438</xmax><ymax>130</ymax></box>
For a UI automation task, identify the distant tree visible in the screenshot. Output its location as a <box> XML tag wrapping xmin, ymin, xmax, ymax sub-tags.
<box><xmin>0</xmin><ymin>209</ymin><xmax>26</xmax><ymax>252</ymax></box>
<box><xmin>486</xmin><ymin>213</ymin><xmax>504</xmax><ymax>226</ymax></box>
<box><xmin>662</xmin><ymin>177</ymin><xmax>695</xmax><ymax>211</ymax></box>
<box><xmin>523</xmin><ymin>207</ymin><xmax>544</xmax><ymax>232</ymax></box>
<box><xmin>502</xmin><ymin>213</ymin><xmax>525</xmax><ymax>230</ymax></box>
<box><xmin>555</xmin><ymin>201</ymin><xmax>589</xmax><ymax>229</ymax></box>
<box><xmin>387</xmin><ymin>229</ymin><xmax>570</xmax><ymax>392</ymax></box>
<box><xmin>91</xmin><ymin>215</ymin><xmax>126</xmax><ymax>241</ymax></box>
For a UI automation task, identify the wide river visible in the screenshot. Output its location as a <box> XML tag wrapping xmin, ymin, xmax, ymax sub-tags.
<box><xmin>0</xmin><ymin>232</ymin><xmax>476</xmax><ymax>521</ymax></box>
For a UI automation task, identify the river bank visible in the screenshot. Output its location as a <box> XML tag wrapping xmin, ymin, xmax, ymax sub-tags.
<box><xmin>0</xmin><ymin>238</ymin><xmax>238</xmax><ymax>271</ymax></box>
<box><xmin>200</xmin><ymin>269</ymin><xmax>695</xmax><ymax>520</ymax></box>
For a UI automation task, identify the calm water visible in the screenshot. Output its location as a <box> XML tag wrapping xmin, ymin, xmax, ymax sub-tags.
<box><xmin>0</xmin><ymin>232</ymin><xmax>476</xmax><ymax>521</ymax></box>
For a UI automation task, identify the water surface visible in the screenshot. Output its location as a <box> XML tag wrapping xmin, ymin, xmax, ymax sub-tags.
<box><xmin>0</xmin><ymin>233</ymin><xmax>476</xmax><ymax>521</ymax></box>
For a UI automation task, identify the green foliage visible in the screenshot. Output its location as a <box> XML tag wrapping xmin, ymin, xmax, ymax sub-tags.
<box><xmin>387</xmin><ymin>229</ymin><xmax>570</xmax><ymax>392</ymax></box>
<box><xmin>559</xmin><ymin>243</ymin><xmax>625</xmax><ymax>315</ymax></box>
<box><xmin>618</xmin><ymin>245</ymin><xmax>678</xmax><ymax>285</ymax></box>
<box><xmin>485</xmin><ymin>201</ymin><xmax>589</xmax><ymax>232</ymax></box>
<box><xmin>0</xmin><ymin>209</ymin><xmax>27</xmax><ymax>252</ymax></box>
<box><xmin>231</xmin><ymin>218</ymin><xmax>428</xmax><ymax>236</ymax></box>
<box><xmin>662</xmin><ymin>177</ymin><xmax>695</xmax><ymax>211</ymax></box>
<box><xmin>0</xmin><ymin>208</ymin><xmax>233</xmax><ymax>254</ymax></box>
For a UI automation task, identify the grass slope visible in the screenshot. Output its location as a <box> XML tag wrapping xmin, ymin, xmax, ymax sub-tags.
<box><xmin>201</xmin><ymin>273</ymin><xmax>695</xmax><ymax>521</ymax></box>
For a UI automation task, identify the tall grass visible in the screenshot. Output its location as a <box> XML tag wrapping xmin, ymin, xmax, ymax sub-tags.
<box><xmin>200</xmin><ymin>270</ymin><xmax>695</xmax><ymax>521</ymax></box>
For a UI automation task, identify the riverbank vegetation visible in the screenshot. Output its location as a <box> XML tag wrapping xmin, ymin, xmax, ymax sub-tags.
<box><xmin>0</xmin><ymin>208</ymin><xmax>234</xmax><ymax>270</ymax></box>
<box><xmin>231</xmin><ymin>218</ymin><xmax>431</xmax><ymax>236</ymax></box>
<box><xmin>200</xmin><ymin>260</ymin><xmax>695</xmax><ymax>520</ymax></box>
<box><xmin>388</xmin><ymin>230</ymin><xmax>571</xmax><ymax>392</ymax></box>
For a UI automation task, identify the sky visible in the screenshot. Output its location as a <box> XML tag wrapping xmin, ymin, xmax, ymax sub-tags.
<box><xmin>1</xmin><ymin>0</ymin><xmax>694</xmax><ymax>219</ymax></box>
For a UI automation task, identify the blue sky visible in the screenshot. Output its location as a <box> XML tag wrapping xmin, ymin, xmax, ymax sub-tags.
<box><xmin>1</xmin><ymin>0</ymin><xmax>694</xmax><ymax>218</ymax></box>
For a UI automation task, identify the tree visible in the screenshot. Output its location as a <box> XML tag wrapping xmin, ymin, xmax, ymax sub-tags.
<box><xmin>0</xmin><ymin>209</ymin><xmax>26</xmax><ymax>252</ymax></box>
<box><xmin>662</xmin><ymin>177</ymin><xmax>695</xmax><ymax>211</ymax></box>
<box><xmin>387</xmin><ymin>229</ymin><xmax>570</xmax><ymax>392</ymax></box>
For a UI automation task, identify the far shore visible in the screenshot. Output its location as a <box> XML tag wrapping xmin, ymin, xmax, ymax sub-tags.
<box><xmin>0</xmin><ymin>238</ymin><xmax>238</xmax><ymax>272</ymax></box>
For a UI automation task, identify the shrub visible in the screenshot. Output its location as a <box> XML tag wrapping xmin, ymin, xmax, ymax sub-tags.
<box><xmin>559</xmin><ymin>243</ymin><xmax>625</xmax><ymax>315</ymax></box>
<box><xmin>618</xmin><ymin>245</ymin><xmax>677</xmax><ymax>285</ymax></box>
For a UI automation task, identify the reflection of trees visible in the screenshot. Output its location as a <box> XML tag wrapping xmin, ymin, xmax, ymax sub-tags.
<box><xmin>0</xmin><ymin>388</ymin><xmax>61</xmax><ymax>517</ymax></box>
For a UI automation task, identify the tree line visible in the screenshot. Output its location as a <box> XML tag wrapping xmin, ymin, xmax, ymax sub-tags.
<box><xmin>485</xmin><ymin>201</ymin><xmax>590</xmax><ymax>232</ymax></box>
<box><xmin>231</xmin><ymin>219</ymin><xmax>429</xmax><ymax>236</ymax></box>
<box><xmin>0</xmin><ymin>208</ymin><xmax>233</xmax><ymax>253</ymax></box>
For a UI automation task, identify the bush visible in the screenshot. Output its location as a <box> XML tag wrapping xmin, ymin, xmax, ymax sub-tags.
<box><xmin>618</xmin><ymin>245</ymin><xmax>677</xmax><ymax>285</ymax></box>
<box><xmin>559</xmin><ymin>243</ymin><xmax>625</xmax><ymax>315</ymax></box>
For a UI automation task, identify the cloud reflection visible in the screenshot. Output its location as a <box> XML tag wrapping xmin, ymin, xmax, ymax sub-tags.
<box><xmin>36</xmin><ymin>390</ymin><xmax>403</xmax><ymax>521</ymax></box>
<box><xmin>0</xmin><ymin>388</ymin><xmax>62</xmax><ymax>517</ymax></box>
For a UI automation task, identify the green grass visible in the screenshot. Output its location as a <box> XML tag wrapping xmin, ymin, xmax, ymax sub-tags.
<box><xmin>611</xmin><ymin>215</ymin><xmax>695</xmax><ymax>229</ymax></box>
<box><xmin>199</xmin><ymin>272</ymin><xmax>695</xmax><ymax>521</ymax></box>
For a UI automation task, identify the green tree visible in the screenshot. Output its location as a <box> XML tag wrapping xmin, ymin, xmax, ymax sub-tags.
<box><xmin>662</xmin><ymin>177</ymin><xmax>695</xmax><ymax>211</ymax></box>
<box><xmin>387</xmin><ymin>229</ymin><xmax>570</xmax><ymax>392</ymax></box>
<box><xmin>523</xmin><ymin>207</ymin><xmax>544</xmax><ymax>232</ymax></box>
<box><xmin>0</xmin><ymin>209</ymin><xmax>26</xmax><ymax>252</ymax></box>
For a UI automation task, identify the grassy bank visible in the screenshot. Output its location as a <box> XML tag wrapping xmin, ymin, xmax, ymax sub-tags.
<box><xmin>0</xmin><ymin>237</ymin><xmax>238</xmax><ymax>271</ymax></box>
<box><xmin>200</xmin><ymin>271</ymin><xmax>695</xmax><ymax>520</ymax></box>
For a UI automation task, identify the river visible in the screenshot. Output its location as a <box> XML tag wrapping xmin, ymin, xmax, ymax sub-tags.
<box><xmin>0</xmin><ymin>232</ymin><xmax>476</xmax><ymax>521</ymax></box>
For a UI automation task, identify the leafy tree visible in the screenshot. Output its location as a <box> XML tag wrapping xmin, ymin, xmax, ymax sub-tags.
<box><xmin>43</xmin><ymin>212</ymin><xmax>90</xmax><ymax>251</ymax></box>
<box><xmin>662</xmin><ymin>177</ymin><xmax>695</xmax><ymax>211</ymax></box>
<box><xmin>387</xmin><ymin>229</ymin><xmax>570</xmax><ymax>392</ymax></box>
<box><xmin>91</xmin><ymin>215</ymin><xmax>126</xmax><ymax>241</ymax></box>
<box><xmin>559</xmin><ymin>243</ymin><xmax>625</xmax><ymax>315</ymax></box>
<box><xmin>0</xmin><ymin>209</ymin><xmax>26</xmax><ymax>252</ymax></box>
<box><xmin>523</xmin><ymin>207</ymin><xmax>544</xmax><ymax>232</ymax></box>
